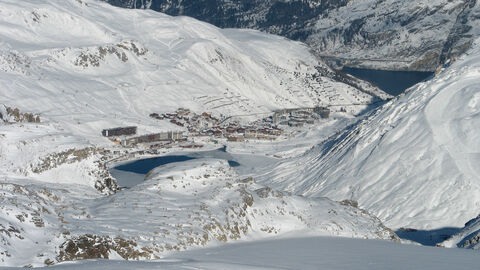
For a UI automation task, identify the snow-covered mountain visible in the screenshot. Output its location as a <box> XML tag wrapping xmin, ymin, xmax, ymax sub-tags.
<box><xmin>0</xmin><ymin>0</ymin><xmax>397</xmax><ymax>267</ymax></box>
<box><xmin>104</xmin><ymin>0</ymin><xmax>480</xmax><ymax>71</ymax></box>
<box><xmin>0</xmin><ymin>0</ymin><xmax>384</xmax><ymax>127</ymax></box>
<box><xmin>0</xmin><ymin>0</ymin><xmax>386</xmax><ymax>188</ymax></box>
<box><xmin>261</xmin><ymin>38</ymin><xmax>480</xmax><ymax>230</ymax></box>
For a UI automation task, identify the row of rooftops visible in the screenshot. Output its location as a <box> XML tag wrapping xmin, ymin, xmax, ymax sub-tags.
<box><xmin>102</xmin><ymin>107</ymin><xmax>331</xmax><ymax>146</ymax></box>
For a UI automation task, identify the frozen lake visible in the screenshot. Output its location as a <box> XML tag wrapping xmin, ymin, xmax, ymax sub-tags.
<box><xmin>110</xmin><ymin>147</ymin><xmax>278</xmax><ymax>188</ymax></box>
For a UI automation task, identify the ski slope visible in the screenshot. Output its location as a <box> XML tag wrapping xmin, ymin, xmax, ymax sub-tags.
<box><xmin>0</xmin><ymin>0</ymin><xmax>385</xmax><ymax>188</ymax></box>
<box><xmin>263</xmin><ymin>38</ymin><xmax>480</xmax><ymax>230</ymax></box>
<box><xmin>0</xmin><ymin>0</ymin><xmax>385</xmax><ymax>145</ymax></box>
<box><xmin>15</xmin><ymin>237</ymin><xmax>480</xmax><ymax>270</ymax></box>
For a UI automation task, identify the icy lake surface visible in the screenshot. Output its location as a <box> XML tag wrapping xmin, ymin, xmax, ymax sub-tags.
<box><xmin>110</xmin><ymin>148</ymin><xmax>277</xmax><ymax>188</ymax></box>
<box><xmin>342</xmin><ymin>67</ymin><xmax>433</xmax><ymax>96</ymax></box>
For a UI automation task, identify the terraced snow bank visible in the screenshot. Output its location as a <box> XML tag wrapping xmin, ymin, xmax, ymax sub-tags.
<box><xmin>264</xmin><ymin>38</ymin><xmax>480</xmax><ymax>230</ymax></box>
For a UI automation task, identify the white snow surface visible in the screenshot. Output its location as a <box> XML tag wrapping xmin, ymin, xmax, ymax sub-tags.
<box><xmin>263</xmin><ymin>38</ymin><xmax>480</xmax><ymax>230</ymax></box>
<box><xmin>441</xmin><ymin>214</ymin><xmax>480</xmax><ymax>249</ymax></box>
<box><xmin>0</xmin><ymin>0</ymin><xmax>396</xmax><ymax>267</ymax></box>
<box><xmin>1</xmin><ymin>0</ymin><xmax>478</xmax><ymax>267</ymax></box>
<box><xmin>0</xmin><ymin>0</ymin><xmax>383</xmax><ymax>135</ymax></box>
<box><xmin>0</xmin><ymin>159</ymin><xmax>396</xmax><ymax>267</ymax></box>
<box><xmin>10</xmin><ymin>237</ymin><xmax>480</xmax><ymax>270</ymax></box>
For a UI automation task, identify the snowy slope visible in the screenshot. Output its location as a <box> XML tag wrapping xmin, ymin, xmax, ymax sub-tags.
<box><xmin>0</xmin><ymin>0</ymin><xmax>385</xmax><ymax>134</ymax></box>
<box><xmin>441</xmin><ymin>214</ymin><xmax>480</xmax><ymax>249</ymax></box>
<box><xmin>0</xmin><ymin>0</ymin><xmax>387</xmax><ymax>188</ymax></box>
<box><xmin>0</xmin><ymin>0</ymin><xmax>398</xmax><ymax>267</ymax></box>
<box><xmin>22</xmin><ymin>237</ymin><xmax>480</xmax><ymax>270</ymax></box>
<box><xmin>0</xmin><ymin>159</ymin><xmax>397</xmax><ymax>267</ymax></box>
<box><xmin>262</xmin><ymin>38</ymin><xmax>480</xmax><ymax>230</ymax></box>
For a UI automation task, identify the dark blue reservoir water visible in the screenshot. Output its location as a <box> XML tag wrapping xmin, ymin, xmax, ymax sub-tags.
<box><xmin>342</xmin><ymin>67</ymin><xmax>434</xmax><ymax>96</ymax></box>
<box><xmin>114</xmin><ymin>155</ymin><xmax>196</xmax><ymax>174</ymax></box>
<box><xmin>110</xmin><ymin>148</ymin><xmax>274</xmax><ymax>188</ymax></box>
<box><xmin>113</xmin><ymin>149</ymin><xmax>240</xmax><ymax>175</ymax></box>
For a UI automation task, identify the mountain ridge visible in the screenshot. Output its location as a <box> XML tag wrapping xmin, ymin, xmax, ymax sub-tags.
<box><xmin>259</xmin><ymin>37</ymin><xmax>480</xmax><ymax>230</ymax></box>
<box><xmin>104</xmin><ymin>0</ymin><xmax>480</xmax><ymax>71</ymax></box>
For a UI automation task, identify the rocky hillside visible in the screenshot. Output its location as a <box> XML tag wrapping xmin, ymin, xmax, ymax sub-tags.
<box><xmin>104</xmin><ymin>0</ymin><xmax>480</xmax><ymax>71</ymax></box>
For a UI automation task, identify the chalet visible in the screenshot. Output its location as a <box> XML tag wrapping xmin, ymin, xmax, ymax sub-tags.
<box><xmin>314</xmin><ymin>106</ymin><xmax>330</xmax><ymax>119</ymax></box>
<box><xmin>102</xmin><ymin>126</ymin><xmax>137</xmax><ymax>137</ymax></box>
<box><xmin>244</xmin><ymin>129</ymin><xmax>258</xmax><ymax>138</ymax></box>
<box><xmin>227</xmin><ymin>135</ymin><xmax>245</xmax><ymax>142</ymax></box>
<box><xmin>182</xmin><ymin>144</ymin><xmax>203</xmax><ymax>149</ymax></box>
<box><xmin>226</xmin><ymin>127</ymin><xmax>236</xmax><ymax>134</ymax></box>
<box><xmin>288</xmin><ymin>120</ymin><xmax>304</xmax><ymax>127</ymax></box>
<box><xmin>204</xmin><ymin>129</ymin><xmax>215</xmax><ymax>136</ymax></box>
<box><xmin>177</xmin><ymin>108</ymin><xmax>190</xmax><ymax>115</ymax></box>
<box><xmin>121</xmin><ymin>131</ymin><xmax>183</xmax><ymax>146</ymax></box>
<box><xmin>170</xmin><ymin>119</ymin><xmax>184</xmax><ymax>127</ymax></box>
<box><xmin>245</xmin><ymin>130</ymin><xmax>257</xmax><ymax>139</ymax></box>
<box><xmin>294</xmin><ymin>110</ymin><xmax>312</xmax><ymax>117</ymax></box>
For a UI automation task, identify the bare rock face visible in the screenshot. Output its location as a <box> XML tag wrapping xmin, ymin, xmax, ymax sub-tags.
<box><xmin>73</xmin><ymin>41</ymin><xmax>147</xmax><ymax>68</ymax></box>
<box><xmin>104</xmin><ymin>0</ymin><xmax>480</xmax><ymax>71</ymax></box>
<box><xmin>0</xmin><ymin>105</ymin><xmax>41</xmax><ymax>123</ymax></box>
<box><xmin>57</xmin><ymin>235</ymin><xmax>152</xmax><ymax>261</ymax></box>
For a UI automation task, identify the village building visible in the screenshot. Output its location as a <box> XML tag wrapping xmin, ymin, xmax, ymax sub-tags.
<box><xmin>314</xmin><ymin>106</ymin><xmax>330</xmax><ymax>119</ymax></box>
<box><xmin>102</xmin><ymin>126</ymin><xmax>137</xmax><ymax>137</ymax></box>
<box><xmin>227</xmin><ymin>135</ymin><xmax>245</xmax><ymax>142</ymax></box>
<box><xmin>288</xmin><ymin>120</ymin><xmax>304</xmax><ymax>127</ymax></box>
<box><xmin>121</xmin><ymin>131</ymin><xmax>184</xmax><ymax>146</ymax></box>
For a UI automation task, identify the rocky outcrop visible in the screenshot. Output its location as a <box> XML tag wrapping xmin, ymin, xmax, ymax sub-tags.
<box><xmin>0</xmin><ymin>105</ymin><xmax>40</xmax><ymax>123</ymax></box>
<box><xmin>57</xmin><ymin>235</ymin><xmax>154</xmax><ymax>261</ymax></box>
<box><xmin>73</xmin><ymin>41</ymin><xmax>148</xmax><ymax>68</ymax></box>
